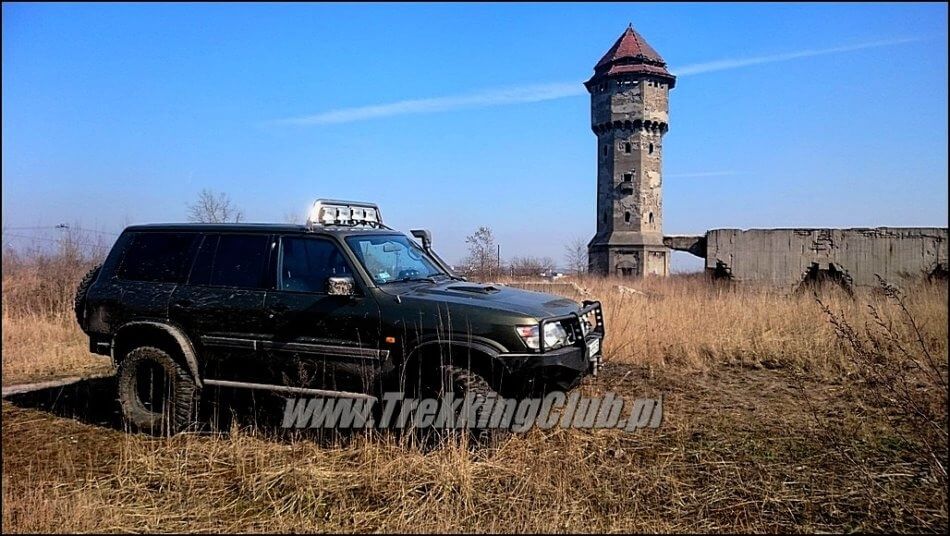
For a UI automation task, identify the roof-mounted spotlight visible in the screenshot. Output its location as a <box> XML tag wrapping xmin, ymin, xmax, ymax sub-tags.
<box><xmin>306</xmin><ymin>199</ymin><xmax>384</xmax><ymax>230</ymax></box>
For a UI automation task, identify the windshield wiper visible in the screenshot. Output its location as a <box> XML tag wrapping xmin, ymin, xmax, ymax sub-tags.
<box><xmin>383</xmin><ymin>276</ymin><xmax>438</xmax><ymax>285</ymax></box>
<box><xmin>432</xmin><ymin>273</ymin><xmax>463</xmax><ymax>282</ymax></box>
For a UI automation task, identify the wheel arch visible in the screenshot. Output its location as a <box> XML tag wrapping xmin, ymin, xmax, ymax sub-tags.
<box><xmin>112</xmin><ymin>321</ymin><xmax>202</xmax><ymax>387</ymax></box>
<box><xmin>401</xmin><ymin>338</ymin><xmax>510</xmax><ymax>393</ymax></box>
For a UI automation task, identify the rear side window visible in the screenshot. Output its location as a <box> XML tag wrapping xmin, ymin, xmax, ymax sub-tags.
<box><xmin>280</xmin><ymin>237</ymin><xmax>353</xmax><ymax>293</ymax></box>
<box><xmin>188</xmin><ymin>234</ymin><xmax>270</xmax><ymax>289</ymax></box>
<box><xmin>116</xmin><ymin>233</ymin><xmax>197</xmax><ymax>283</ymax></box>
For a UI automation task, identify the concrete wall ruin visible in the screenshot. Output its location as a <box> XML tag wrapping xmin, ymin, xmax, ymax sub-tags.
<box><xmin>689</xmin><ymin>228</ymin><xmax>948</xmax><ymax>290</ymax></box>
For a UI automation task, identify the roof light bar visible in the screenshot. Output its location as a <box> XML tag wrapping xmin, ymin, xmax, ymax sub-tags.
<box><xmin>307</xmin><ymin>199</ymin><xmax>383</xmax><ymax>229</ymax></box>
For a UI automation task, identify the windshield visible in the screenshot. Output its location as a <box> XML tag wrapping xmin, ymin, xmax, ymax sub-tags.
<box><xmin>345</xmin><ymin>234</ymin><xmax>447</xmax><ymax>284</ymax></box>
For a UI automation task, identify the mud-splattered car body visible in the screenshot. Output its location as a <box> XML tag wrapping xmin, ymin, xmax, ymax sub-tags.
<box><xmin>76</xmin><ymin>208</ymin><xmax>604</xmax><ymax>431</ymax></box>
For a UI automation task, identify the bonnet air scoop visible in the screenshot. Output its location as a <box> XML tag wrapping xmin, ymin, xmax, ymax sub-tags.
<box><xmin>447</xmin><ymin>284</ymin><xmax>502</xmax><ymax>294</ymax></box>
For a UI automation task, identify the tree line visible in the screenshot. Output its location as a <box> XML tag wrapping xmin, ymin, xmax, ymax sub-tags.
<box><xmin>460</xmin><ymin>226</ymin><xmax>588</xmax><ymax>280</ymax></box>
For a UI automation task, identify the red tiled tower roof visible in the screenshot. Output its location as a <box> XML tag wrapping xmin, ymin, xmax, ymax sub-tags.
<box><xmin>585</xmin><ymin>24</ymin><xmax>675</xmax><ymax>89</ymax></box>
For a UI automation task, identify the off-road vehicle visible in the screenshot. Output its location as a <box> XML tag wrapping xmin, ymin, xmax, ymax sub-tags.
<box><xmin>75</xmin><ymin>200</ymin><xmax>604</xmax><ymax>433</ymax></box>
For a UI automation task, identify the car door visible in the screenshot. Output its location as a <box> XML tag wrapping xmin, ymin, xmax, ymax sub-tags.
<box><xmin>263</xmin><ymin>234</ymin><xmax>383</xmax><ymax>393</ymax></box>
<box><xmin>169</xmin><ymin>233</ymin><xmax>276</xmax><ymax>382</ymax></box>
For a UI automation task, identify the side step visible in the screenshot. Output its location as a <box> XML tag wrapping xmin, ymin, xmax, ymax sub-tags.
<box><xmin>202</xmin><ymin>379</ymin><xmax>378</xmax><ymax>402</ymax></box>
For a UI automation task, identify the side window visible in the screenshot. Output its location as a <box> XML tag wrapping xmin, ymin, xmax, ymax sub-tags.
<box><xmin>116</xmin><ymin>232</ymin><xmax>197</xmax><ymax>283</ymax></box>
<box><xmin>280</xmin><ymin>237</ymin><xmax>352</xmax><ymax>293</ymax></box>
<box><xmin>187</xmin><ymin>235</ymin><xmax>218</xmax><ymax>286</ymax></box>
<box><xmin>212</xmin><ymin>235</ymin><xmax>270</xmax><ymax>288</ymax></box>
<box><xmin>187</xmin><ymin>234</ymin><xmax>270</xmax><ymax>289</ymax></box>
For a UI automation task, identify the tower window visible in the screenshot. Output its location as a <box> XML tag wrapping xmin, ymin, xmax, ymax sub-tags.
<box><xmin>648</xmin><ymin>143</ymin><xmax>654</xmax><ymax>154</ymax></box>
<box><xmin>603</xmin><ymin>145</ymin><xmax>608</xmax><ymax>157</ymax></box>
<box><xmin>649</xmin><ymin>212</ymin><xmax>654</xmax><ymax>224</ymax></box>
<box><xmin>624</xmin><ymin>142</ymin><xmax>631</xmax><ymax>154</ymax></box>
<box><xmin>624</xmin><ymin>211</ymin><xmax>631</xmax><ymax>223</ymax></box>
<box><xmin>623</xmin><ymin>172</ymin><xmax>633</xmax><ymax>182</ymax></box>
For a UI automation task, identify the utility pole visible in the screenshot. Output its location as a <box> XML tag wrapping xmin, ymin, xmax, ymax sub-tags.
<box><xmin>497</xmin><ymin>244</ymin><xmax>501</xmax><ymax>277</ymax></box>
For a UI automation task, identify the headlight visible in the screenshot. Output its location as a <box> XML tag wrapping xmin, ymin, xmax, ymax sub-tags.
<box><xmin>516</xmin><ymin>322</ymin><xmax>570</xmax><ymax>351</ymax></box>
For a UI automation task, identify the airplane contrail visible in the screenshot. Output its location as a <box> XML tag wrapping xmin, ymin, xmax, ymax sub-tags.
<box><xmin>271</xmin><ymin>36</ymin><xmax>926</xmax><ymax>126</ymax></box>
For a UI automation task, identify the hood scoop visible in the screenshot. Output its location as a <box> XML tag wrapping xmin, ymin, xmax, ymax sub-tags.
<box><xmin>447</xmin><ymin>284</ymin><xmax>502</xmax><ymax>294</ymax></box>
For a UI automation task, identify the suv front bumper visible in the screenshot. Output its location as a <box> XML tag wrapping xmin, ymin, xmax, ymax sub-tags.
<box><xmin>501</xmin><ymin>301</ymin><xmax>605</xmax><ymax>393</ymax></box>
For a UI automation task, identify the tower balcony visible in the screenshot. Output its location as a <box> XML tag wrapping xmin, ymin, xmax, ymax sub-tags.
<box><xmin>591</xmin><ymin>119</ymin><xmax>668</xmax><ymax>135</ymax></box>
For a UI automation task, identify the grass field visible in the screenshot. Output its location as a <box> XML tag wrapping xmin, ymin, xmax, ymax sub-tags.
<box><xmin>2</xmin><ymin>257</ymin><xmax>947</xmax><ymax>532</ymax></box>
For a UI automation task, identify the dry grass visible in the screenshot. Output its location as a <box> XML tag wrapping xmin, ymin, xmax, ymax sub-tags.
<box><xmin>1</xmin><ymin>243</ymin><xmax>111</xmax><ymax>385</ymax></box>
<box><xmin>3</xmin><ymin>363</ymin><xmax>947</xmax><ymax>533</ymax></box>
<box><xmin>510</xmin><ymin>274</ymin><xmax>948</xmax><ymax>376</ymax></box>
<box><xmin>1</xmin><ymin>312</ymin><xmax>112</xmax><ymax>385</ymax></box>
<box><xmin>1</xmin><ymin>252</ymin><xmax>947</xmax><ymax>533</ymax></box>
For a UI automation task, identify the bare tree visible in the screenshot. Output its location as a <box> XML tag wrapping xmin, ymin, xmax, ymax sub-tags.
<box><xmin>464</xmin><ymin>226</ymin><xmax>498</xmax><ymax>280</ymax></box>
<box><xmin>186</xmin><ymin>189</ymin><xmax>244</xmax><ymax>223</ymax></box>
<box><xmin>564</xmin><ymin>237</ymin><xmax>588</xmax><ymax>275</ymax></box>
<box><xmin>510</xmin><ymin>256</ymin><xmax>558</xmax><ymax>278</ymax></box>
<box><xmin>283</xmin><ymin>210</ymin><xmax>304</xmax><ymax>224</ymax></box>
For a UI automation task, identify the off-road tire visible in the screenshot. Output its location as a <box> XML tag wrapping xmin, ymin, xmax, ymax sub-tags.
<box><xmin>439</xmin><ymin>365</ymin><xmax>509</xmax><ymax>445</ymax></box>
<box><xmin>117</xmin><ymin>346</ymin><xmax>198</xmax><ymax>435</ymax></box>
<box><xmin>73</xmin><ymin>264</ymin><xmax>101</xmax><ymax>331</ymax></box>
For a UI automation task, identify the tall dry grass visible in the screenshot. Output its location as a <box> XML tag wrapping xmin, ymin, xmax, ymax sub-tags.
<box><xmin>1</xmin><ymin>235</ymin><xmax>112</xmax><ymax>384</ymax></box>
<box><xmin>509</xmin><ymin>274</ymin><xmax>948</xmax><ymax>376</ymax></box>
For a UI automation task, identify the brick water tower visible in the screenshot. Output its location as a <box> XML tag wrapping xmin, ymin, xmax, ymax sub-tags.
<box><xmin>586</xmin><ymin>24</ymin><xmax>675</xmax><ymax>277</ymax></box>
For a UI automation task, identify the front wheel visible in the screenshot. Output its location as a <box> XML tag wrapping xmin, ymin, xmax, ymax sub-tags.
<box><xmin>117</xmin><ymin>346</ymin><xmax>198</xmax><ymax>435</ymax></box>
<box><xmin>436</xmin><ymin>365</ymin><xmax>509</xmax><ymax>445</ymax></box>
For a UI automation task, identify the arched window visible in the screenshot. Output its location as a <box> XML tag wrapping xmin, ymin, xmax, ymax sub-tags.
<box><xmin>648</xmin><ymin>212</ymin><xmax>654</xmax><ymax>224</ymax></box>
<box><xmin>624</xmin><ymin>142</ymin><xmax>631</xmax><ymax>154</ymax></box>
<box><xmin>624</xmin><ymin>211</ymin><xmax>631</xmax><ymax>223</ymax></box>
<box><xmin>648</xmin><ymin>143</ymin><xmax>654</xmax><ymax>154</ymax></box>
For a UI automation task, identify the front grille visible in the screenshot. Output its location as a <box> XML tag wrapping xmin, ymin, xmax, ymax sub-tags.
<box><xmin>579</xmin><ymin>308</ymin><xmax>599</xmax><ymax>337</ymax></box>
<box><xmin>538</xmin><ymin>301</ymin><xmax>604</xmax><ymax>352</ymax></box>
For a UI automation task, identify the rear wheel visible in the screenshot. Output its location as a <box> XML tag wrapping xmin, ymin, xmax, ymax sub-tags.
<box><xmin>117</xmin><ymin>346</ymin><xmax>198</xmax><ymax>435</ymax></box>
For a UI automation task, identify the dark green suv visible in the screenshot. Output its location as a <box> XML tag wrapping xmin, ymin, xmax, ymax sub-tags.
<box><xmin>75</xmin><ymin>200</ymin><xmax>604</xmax><ymax>433</ymax></box>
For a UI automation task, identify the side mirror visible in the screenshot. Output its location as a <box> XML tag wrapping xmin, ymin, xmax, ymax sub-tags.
<box><xmin>327</xmin><ymin>276</ymin><xmax>356</xmax><ymax>296</ymax></box>
<box><xmin>410</xmin><ymin>229</ymin><xmax>432</xmax><ymax>250</ymax></box>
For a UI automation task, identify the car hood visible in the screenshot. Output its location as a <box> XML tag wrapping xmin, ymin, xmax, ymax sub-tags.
<box><xmin>381</xmin><ymin>281</ymin><xmax>581</xmax><ymax>319</ymax></box>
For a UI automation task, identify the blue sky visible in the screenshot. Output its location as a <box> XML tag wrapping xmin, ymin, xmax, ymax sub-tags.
<box><xmin>3</xmin><ymin>2</ymin><xmax>948</xmax><ymax>270</ymax></box>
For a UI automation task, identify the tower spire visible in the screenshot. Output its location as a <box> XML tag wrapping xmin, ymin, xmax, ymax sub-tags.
<box><xmin>586</xmin><ymin>23</ymin><xmax>675</xmax><ymax>89</ymax></box>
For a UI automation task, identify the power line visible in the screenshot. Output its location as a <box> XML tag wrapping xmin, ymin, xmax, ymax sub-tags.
<box><xmin>1</xmin><ymin>232</ymin><xmax>114</xmax><ymax>248</ymax></box>
<box><xmin>68</xmin><ymin>226</ymin><xmax>120</xmax><ymax>236</ymax></box>
<box><xmin>1</xmin><ymin>225</ymin><xmax>118</xmax><ymax>236</ymax></box>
